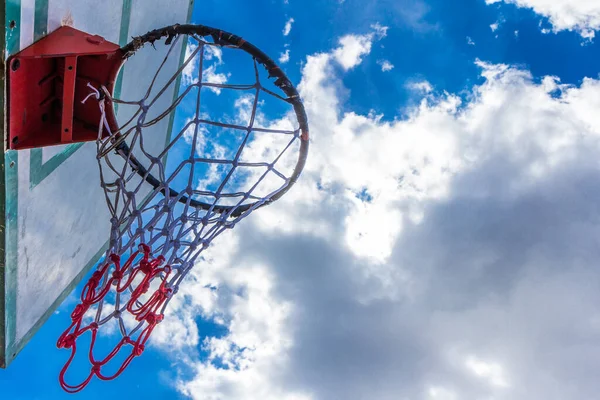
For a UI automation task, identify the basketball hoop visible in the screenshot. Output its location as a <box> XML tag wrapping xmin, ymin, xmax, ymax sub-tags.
<box><xmin>55</xmin><ymin>24</ymin><xmax>309</xmax><ymax>392</ymax></box>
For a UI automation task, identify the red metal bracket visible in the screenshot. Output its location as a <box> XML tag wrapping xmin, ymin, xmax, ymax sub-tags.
<box><xmin>6</xmin><ymin>26</ymin><xmax>123</xmax><ymax>150</ymax></box>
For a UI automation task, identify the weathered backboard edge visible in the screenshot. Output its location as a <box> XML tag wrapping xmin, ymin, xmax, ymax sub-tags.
<box><xmin>0</xmin><ymin>0</ymin><xmax>6</xmax><ymax>369</ymax></box>
<box><xmin>0</xmin><ymin>0</ymin><xmax>195</xmax><ymax>368</ymax></box>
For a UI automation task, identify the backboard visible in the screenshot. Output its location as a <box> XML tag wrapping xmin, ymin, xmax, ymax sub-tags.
<box><xmin>0</xmin><ymin>0</ymin><xmax>195</xmax><ymax>368</ymax></box>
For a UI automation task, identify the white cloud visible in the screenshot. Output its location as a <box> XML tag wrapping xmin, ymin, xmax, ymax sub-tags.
<box><xmin>467</xmin><ymin>36</ymin><xmax>476</xmax><ymax>45</ymax></box>
<box><xmin>279</xmin><ymin>49</ymin><xmax>291</xmax><ymax>64</ymax></box>
<box><xmin>491</xmin><ymin>22</ymin><xmax>500</xmax><ymax>31</ymax></box>
<box><xmin>465</xmin><ymin>356</ymin><xmax>510</xmax><ymax>388</ymax></box>
<box><xmin>407</xmin><ymin>80</ymin><xmax>434</xmax><ymax>93</ymax></box>
<box><xmin>205</xmin><ymin>44</ymin><xmax>223</xmax><ymax>63</ymax></box>
<box><xmin>333</xmin><ymin>34</ymin><xmax>373</xmax><ymax>70</ymax></box>
<box><xmin>152</xmin><ymin>23</ymin><xmax>600</xmax><ymax>400</ymax></box>
<box><xmin>333</xmin><ymin>24</ymin><xmax>388</xmax><ymax>70</ymax></box>
<box><xmin>371</xmin><ymin>22</ymin><xmax>389</xmax><ymax>39</ymax></box>
<box><xmin>428</xmin><ymin>387</ymin><xmax>459</xmax><ymax>400</ymax></box>
<box><xmin>486</xmin><ymin>0</ymin><xmax>600</xmax><ymax>39</ymax></box>
<box><xmin>283</xmin><ymin>17</ymin><xmax>295</xmax><ymax>36</ymax></box>
<box><xmin>377</xmin><ymin>59</ymin><xmax>394</xmax><ymax>72</ymax></box>
<box><xmin>182</xmin><ymin>41</ymin><xmax>199</xmax><ymax>86</ymax></box>
<box><xmin>182</xmin><ymin>41</ymin><xmax>229</xmax><ymax>94</ymax></box>
<box><xmin>202</xmin><ymin>66</ymin><xmax>230</xmax><ymax>95</ymax></box>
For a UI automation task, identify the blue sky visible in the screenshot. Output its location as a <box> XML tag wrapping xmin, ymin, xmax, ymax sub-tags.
<box><xmin>3</xmin><ymin>0</ymin><xmax>600</xmax><ymax>399</ymax></box>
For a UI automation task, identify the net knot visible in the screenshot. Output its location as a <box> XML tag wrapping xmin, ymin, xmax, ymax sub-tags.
<box><xmin>133</xmin><ymin>343</ymin><xmax>145</xmax><ymax>356</ymax></box>
<box><xmin>81</xmin><ymin>83</ymin><xmax>101</xmax><ymax>104</ymax></box>
<box><xmin>59</xmin><ymin>334</ymin><xmax>77</xmax><ymax>349</ymax></box>
<box><xmin>145</xmin><ymin>313</ymin><xmax>163</xmax><ymax>325</ymax></box>
<box><xmin>71</xmin><ymin>304</ymin><xmax>88</xmax><ymax>320</ymax></box>
<box><xmin>139</xmin><ymin>281</ymin><xmax>151</xmax><ymax>294</ymax></box>
<box><xmin>91</xmin><ymin>365</ymin><xmax>101</xmax><ymax>374</ymax></box>
<box><xmin>81</xmin><ymin>297</ymin><xmax>93</xmax><ymax>306</ymax></box>
<box><xmin>139</xmin><ymin>260</ymin><xmax>153</xmax><ymax>275</ymax></box>
<box><xmin>89</xmin><ymin>270</ymin><xmax>104</xmax><ymax>287</ymax></box>
<box><xmin>112</xmin><ymin>269</ymin><xmax>124</xmax><ymax>280</ymax></box>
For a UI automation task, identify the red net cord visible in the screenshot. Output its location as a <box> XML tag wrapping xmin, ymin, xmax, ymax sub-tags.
<box><xmin>56</xmin><ymin>244</ymin><xmax>172</xmax><ymax>393</ymax></box>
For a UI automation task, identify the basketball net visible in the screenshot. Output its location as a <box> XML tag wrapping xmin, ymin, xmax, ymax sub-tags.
<box><xmin>56</xmin><ymin>25</ymin><xmax>308</xmax><ymax>392</ymax></box>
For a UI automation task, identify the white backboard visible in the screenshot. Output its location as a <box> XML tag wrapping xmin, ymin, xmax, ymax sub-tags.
<box><xmin>0</xmin><ymin>0</ymin><xmax>195</xmax><ymax>367</ymax></box>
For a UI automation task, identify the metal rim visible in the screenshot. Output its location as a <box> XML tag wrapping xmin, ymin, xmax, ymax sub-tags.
<box><xmin>110</xmin><ymin>23</ymin><xmax>309</xmax><ymax>217</ymax></box>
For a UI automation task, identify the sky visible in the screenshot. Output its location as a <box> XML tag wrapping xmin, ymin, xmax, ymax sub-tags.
<box><xmin>3</xmin><ymin>0</ymin><xmax>600</xmax><ymax>399</ymax></box>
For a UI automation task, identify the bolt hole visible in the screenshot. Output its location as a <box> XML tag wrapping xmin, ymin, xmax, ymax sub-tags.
<box><xmin>68</xmin><ymin>66</ymin><xmax>73</xmax><ymax>70</ymax></box>
<box><xmin>12</xmin><ymin>136</ymin><xmax>18</xmax><ymax>144</ymax></box>
<box><xmin>11</xmin><ymin>59</ymin><xmax>20</xmax><ymax>72</ymax></box>
<box><xmin>41</xmin><ymin>113</ymin><xmax>48</xmax><ymax>122</ymax></box>
<box><xmin>9</xmin><ymin>21</ymin><xmax>16</xmax><ymax>29</ymax></box>
<box><xmin>64</xmin><ymin>128</ymin><xmax>69</xmax><ymax>132</ymax></box>
<box><xmin>9</xmin><ymin>162</ymin><xmax>14</xmax><ymax>168</ymax></box>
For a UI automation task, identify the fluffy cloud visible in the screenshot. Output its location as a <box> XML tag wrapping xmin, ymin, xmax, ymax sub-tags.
<box><xmin>408</xmin><ymin>80</ymin><xmax>434</xmax><ymax>94</ymax></box>
<box><xmin>333</xmin><ymin>35</ymin><xmax>374</xmax><ymax>70</ymax></box>
<box><xmin>283</xmin><ymin>18</ymin><xmax>295</xmax><ymax>36</ymax></box>
<box><xmin>377</xmin><ymin>59</ymin><xmax>394</xmax><ymax>72</ymax></box>
<box><xmin>154</xmin><ymin>23</ymin><xmax>600</xmax><ymax>400</ymax></box>
<box><xmin>332</xmin><ymin>25</ymin><xmax>387</xmax><ymax>70</ymax></box>
<box><xmin>486</xmin><ymin>0</ymin><xmax>600</xmax><ymax>39</ymax></box>
<box><xmin>279</xmin><ymin>49</ymin><xmax>291</xmax><ymax>64</ymax></box>
<box><xmin>183</xmin><ymin>40</ymin><xmax>229</xmax><ymax>94</ymax></box>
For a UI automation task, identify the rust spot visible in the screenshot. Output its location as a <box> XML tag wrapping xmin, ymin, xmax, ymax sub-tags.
<box><xmin>301</xmin><ymin>129</ymin><xmax>309</xmax><ymax>141</ymax></box>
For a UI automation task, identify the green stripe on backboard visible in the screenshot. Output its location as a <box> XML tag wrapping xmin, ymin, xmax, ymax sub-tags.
<box><xmin>33</xmin><ymin>0</ymin><xmax>49</xmax><ymax>41</ymax></box>
<box><xmin>119</xmin><ymin>0</ymin><xmax>132</xmax><ymax>46</ymax></box>
<box><xmin>164</xmin><ymin>0</ymin><xmax>196</xmax><ymax>164</ymax></box>
<box><xmin>3</xmin><ymin>152</ymin><xmax>19</xmax><ymax>367</ymax></box>
<box><xmin>0</xmin><ymin>1</ymin><xmax>5</xmax><ymax>367</ymax></box>
<box><xmin>4</xmin><ymin>151</ymin><xmax>20</xmax><ymax>367</ymax></box>
<box><xmin>5</xmin><ymin>0</ymin><xmax>21</xmax><ymax>53</ymax></box>
<box><xmin>112</xmin><ymin>0</ymin><xmax>133</xmax><ymax>111</ymax></box>
<box><xmin>29</xmin><ymin>144</ymin><xmax>85</xmax><ymax>189</ymax></box>
<box><xmin>1</xmin><ymin>0</ymin><xmax>22</xmax><ymax>369</ymax></box>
